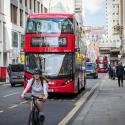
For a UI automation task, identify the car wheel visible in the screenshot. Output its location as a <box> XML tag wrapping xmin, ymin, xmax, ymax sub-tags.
<box><xmin>11</xmin><ymin>82</ymin><xmax>15</xmax><ymax>87</ymax></box>
<box><xmin>77</xmin><ymin>78</ymin><xmax>80</xmax><ymax>92</ymax></box>
<box><xmin>83</xmin><ymin>79</ymin><xmax>86</xmax><ymax>90</ymax></box>
<box><xmin>94</xmin><ymin>74</ymin><xmax>96</xmax><ymax>79</ymax></box>
<box><xmin>96</xmin><ymin>74</ymin><xmax>98</xmax><ymax>79</ymax></box>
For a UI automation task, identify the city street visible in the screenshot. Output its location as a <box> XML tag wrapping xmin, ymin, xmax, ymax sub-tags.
<box><xmin>1</xmin><ymin>0</ymin><xmax>125</xmax><ymax>125</ymax></box>
<box><xmin>0</xmin><ymin>74</ymin><xmax>105</xmax><ymax>125</ymax></box>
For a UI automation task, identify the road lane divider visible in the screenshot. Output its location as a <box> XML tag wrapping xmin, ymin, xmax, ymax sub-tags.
<box><xmin>0</xmin><ymin>110</ymin><xmax>4</xmax><ymax>113</ymax></box>
<box><xmin>19</xmin><ymin>100</ymin><xmax>28</xmax><ymax>104</ymax></box>
<box><xmin>58</xmin><ymin>83</ymin><xmax>99</xmax><ymax>125</ymax></box>
<box><xmin>3</xmin><ymin>92</ymin><xmax>19</xmax><ymax>98</ymax></box>
<box><xmin>9</xmin><ymin>104</ymin><xmax>18</xmax><ymax>109</ymax></box>
<box><xmin>2</xmin><ymin>83</ymin><xmax>10</xmax><ymax>86</ymax></box>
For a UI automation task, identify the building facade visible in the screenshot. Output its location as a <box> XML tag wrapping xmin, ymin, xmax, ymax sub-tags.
<box><xmin>106</xmin><ymin>0</ymin><xmax>121</xmax><ymax>49</ymax></box>
<box><xmin>0</xmin><ymin>0</ymin><xmax>8</xmax><ymax>66</ymax></box>
<box><xmin>84</xmin><ymin>26</ymin><xmax>104</xmax><ymax>62</ymax></box>
<box><xmin>120</xmin><ymin>0</ymin><xmax>125</xmax><ymax>53</ymax></box>
<box><xmin>74</xmin><ymin>0</ymin><xmax>83</xmax><ymax>25</ymax></box>
<box><xmin>0</xmin><ymin>0</ymin><xmax>47</xmax><ymax>66</ymax></box>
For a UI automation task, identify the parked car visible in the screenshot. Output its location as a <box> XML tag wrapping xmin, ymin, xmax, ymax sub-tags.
<box><xmin>85</xmin><ymin>62</ymin><xmax>98</xmax><ymax>79</ymax></box>
<box><xmin>7</xmin><ymin>64</ymin><xmax>24</xmax><ymax>87</ymax></box>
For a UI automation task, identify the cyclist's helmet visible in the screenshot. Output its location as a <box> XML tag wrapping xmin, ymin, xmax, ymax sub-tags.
<box><xmin>33</xmin><ymin>68</ymin><xmax>42</xmax><ymax>75</ymax></box>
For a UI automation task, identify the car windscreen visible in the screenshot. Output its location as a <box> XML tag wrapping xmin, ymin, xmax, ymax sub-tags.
<box><xmin>10</xmin><ymin>65</ymin><xmax>24</xmax><ymax>72</ymax></box>
<box><xmin>86</xmin><ymin>64</ymin><xmax>94</xmax><ymax>70</ymax></box>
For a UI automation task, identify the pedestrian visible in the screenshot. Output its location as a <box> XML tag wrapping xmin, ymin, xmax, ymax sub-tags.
<box><xmin>108</xmin><ymin>63</ymin><xmax>113</xmax><ymax>79</ymax></box>
<box><xmin>112</xmin><ymin>64</ymin><xmax>116</xmax><ymax>80</ymax></box>
<box><xmin>116</xmin><ymin>62</ymin><xmax>124</xmax><ymax>87</ymax></box>
<box><xmin>21</xmin><ymin>68</ymin><xmax>49</xmax><ymax>123</ymax></box>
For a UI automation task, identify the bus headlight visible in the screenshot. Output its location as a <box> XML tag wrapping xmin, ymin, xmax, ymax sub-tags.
<box><xmin>63</xmin><ymin>79</ymin><xmax>72</xmax><ymax>85</ymax></box>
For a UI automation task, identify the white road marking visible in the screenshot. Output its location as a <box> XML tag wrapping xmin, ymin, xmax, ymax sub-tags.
<box><xmin>0</xmin><ymin>110</ymin><xmax>4</xmax><ymax>113</ymax></box>
<box><xmin>7</xmin><ymin>101</ymin><xmax>28</xmax><ymax>110</ymax></box>
<box><xmin>3</xmin><ymin>92</ymin><xmax>19</xmax><ymax>98</ymax></box>
<box><xmin>19</xmin><ymin>100</ymin><xmax>28</xmax><ymax>104</ymax></box>
<box><xmin>8</xmin><ymin>104</ymin><xmax>18</xmax><ymax>109</ymax></box>
<box><xmin>2</xmin><ymin>83</ymin><xmax>10</xmax><ymax>86</ymax></box>
<box><xmin>58</xmin><ymin>83</ymin><xmax>99</xmax><ymax>125</ymax></box>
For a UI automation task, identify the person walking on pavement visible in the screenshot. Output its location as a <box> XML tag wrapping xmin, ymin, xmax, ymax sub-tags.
<box><xmin>108</xmin><ymin>63</ymin><xmax>113</xmax><ymax>79</ymax></box>
<box><xmin>116</xmin><ymin>62</ymin><xmax>124</xmax><ymax>87</ymax></box>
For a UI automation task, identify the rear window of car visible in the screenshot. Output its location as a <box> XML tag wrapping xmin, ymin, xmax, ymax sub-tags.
<box><xmin>10</xmin><ymin>64</ymin><xmax>24</xmax><ymax>72</ymax></box>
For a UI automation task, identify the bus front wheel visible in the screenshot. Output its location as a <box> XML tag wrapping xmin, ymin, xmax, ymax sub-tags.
<box><xmin>10</xmin><ymin>82</ymin><xmax>15</xmax><ymax>87</ymax></box>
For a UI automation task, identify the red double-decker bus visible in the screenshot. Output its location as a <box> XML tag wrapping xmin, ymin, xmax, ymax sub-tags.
<box><xmin>96</xmin><ymin>56</ymin><xmax>108</xmax><ymax>73</ymax></box>
<box><xmin>24</xmin><ymin>14</ymin><xmax>86</xmax><ymax>94</ymax></box>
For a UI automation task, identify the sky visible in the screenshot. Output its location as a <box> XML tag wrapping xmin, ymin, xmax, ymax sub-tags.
<box><xmin>43</xmin><ymin>0</ymin><xmax>74</xmax><ymax>13</ymax></box>
<box><xmin>43</xmin><ymin>0</ymin><xmax>105</xmax><ymax>27</ymax></box>
<box><xmin>83</xmin><ymin>0</ymin><xmax>105</xmax><ymax>27</ymax></box>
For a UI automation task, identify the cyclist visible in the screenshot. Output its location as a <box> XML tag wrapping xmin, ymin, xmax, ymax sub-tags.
<box><xmin>21</xmin><ymin>68</ymin><xmax>48</xmax><ymax>123</ymax></box>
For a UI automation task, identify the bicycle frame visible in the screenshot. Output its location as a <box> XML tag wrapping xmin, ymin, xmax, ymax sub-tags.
<box><xmin>28</xmin><ymin>96</ymin><xmax>43</xmax><ymax>125</ymax></box>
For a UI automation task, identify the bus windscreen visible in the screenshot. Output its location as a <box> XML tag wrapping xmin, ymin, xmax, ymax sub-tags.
<box><xmin>25</xmin><ymin>53</ymin><xmax>73</xmax><ymax>78</ymax></box>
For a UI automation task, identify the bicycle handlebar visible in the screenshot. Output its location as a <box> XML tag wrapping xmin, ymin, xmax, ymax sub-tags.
<box><xmin>24</xmin><ymin>95</ymin><xmax>44</xmax><ymax>101</ymax></box>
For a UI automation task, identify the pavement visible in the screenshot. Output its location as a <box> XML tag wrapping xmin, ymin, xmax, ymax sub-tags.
<box><xmin>71</xmin><ymin>77</ymin><xmax>125</xmax><ymax>125</ymax></box>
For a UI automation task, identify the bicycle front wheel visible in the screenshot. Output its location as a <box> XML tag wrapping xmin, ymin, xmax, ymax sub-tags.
<box><xmin>28</xmin><ymin>111</ymin><xmax>35</xmax><ymax>125</ymax></box>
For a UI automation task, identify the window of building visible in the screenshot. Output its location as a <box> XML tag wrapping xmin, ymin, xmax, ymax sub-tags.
<box><xmin>20</xmin><ymin>9</ymin><xmax>23</xmax><ymax>27</ymax></box>
<box><xmin>29</xmin><ymin>0</ymin><xmax>32</xmax><ymax>10</ymax></box>
<box><xmin>25</xmin><ymin>0</ymin><xmax>27</xmax><ymax>7</ymax></box>
<box><xmin>25</xmin><ymin>12</ymin><xmax>28</xmax><ymax>22</ymax></box>
<box><xmin>20</xmin><ymin>34</ymin><xmax>24</xmax><ymax>51</ymax></box>
<box><xmin>34</xmin><ymin>0</ymin><xmax>36</xmax><ymax>12</ymax></box>
<box><xmin>41</xmin><ymin>4</ymin><xmax>43</xmax><ymax>13</ymax></box>
<box><xmin>20</xmin><ymin>0</ymin><xmax>22</xmax><ymax>4</ymax></box>
<box><xmin>12</xmin><ymin>31</ymin><xmax>18</xmax><ymax>47</ymax></box>
<box><xmin>44</xmin><ymin>7</ymin><xmax>47</xmax><ymax>13</ymax></box>
<box><xmin>37</xmin><ymin>2</ymin><xmax>40</xmax><ymax>13</ymax></box>
<box><xmin>0</xmin><ymin>0</ymin><xmax>1</xmax><ymax>12</ymax></box>
<box><xmin>11</xmin><ymin>4</ymin><xmax>17</xmax><ymax>24</ymax></box>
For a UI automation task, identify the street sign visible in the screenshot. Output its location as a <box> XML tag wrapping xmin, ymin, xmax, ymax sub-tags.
<box><xmin>20</xmin><ymin>54</ymin><xmax>25</xmax><ymax>63</ymax></box>
<box><xmin>76</xmin><ymin>53</ymin><xmax>83</xmax><ymax>61</ymax></box>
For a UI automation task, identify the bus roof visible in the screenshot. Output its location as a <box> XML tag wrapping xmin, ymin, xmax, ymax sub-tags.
<box><xmin>28</xmin><ymin>13</ymin><xmax>74</xmax><ymax>19</ymax></box>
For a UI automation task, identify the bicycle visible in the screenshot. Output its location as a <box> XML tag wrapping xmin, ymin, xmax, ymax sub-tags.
<box><xmin>28</xmin><ymin>95</ymin><xmax>44</xmax><ymax>125</ymax></box>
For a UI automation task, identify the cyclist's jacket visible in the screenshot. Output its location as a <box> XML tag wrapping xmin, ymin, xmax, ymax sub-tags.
<box><xmin>25</xmin><ymin>78</ymin><xmax>48</xmax><ymax>97</ymax></box>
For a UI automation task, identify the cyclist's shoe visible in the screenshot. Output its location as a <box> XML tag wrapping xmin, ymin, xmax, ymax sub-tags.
<box><xmin>39</xmin><ymin>115</ymin><xmax>45</xmax><ymax>122</ymax></box>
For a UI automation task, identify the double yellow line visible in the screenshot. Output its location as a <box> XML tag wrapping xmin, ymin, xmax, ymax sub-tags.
<box><xmin>58</xmin><ymin>83</ymin><xmax>99</xmax><ymax>125</ymax></box>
